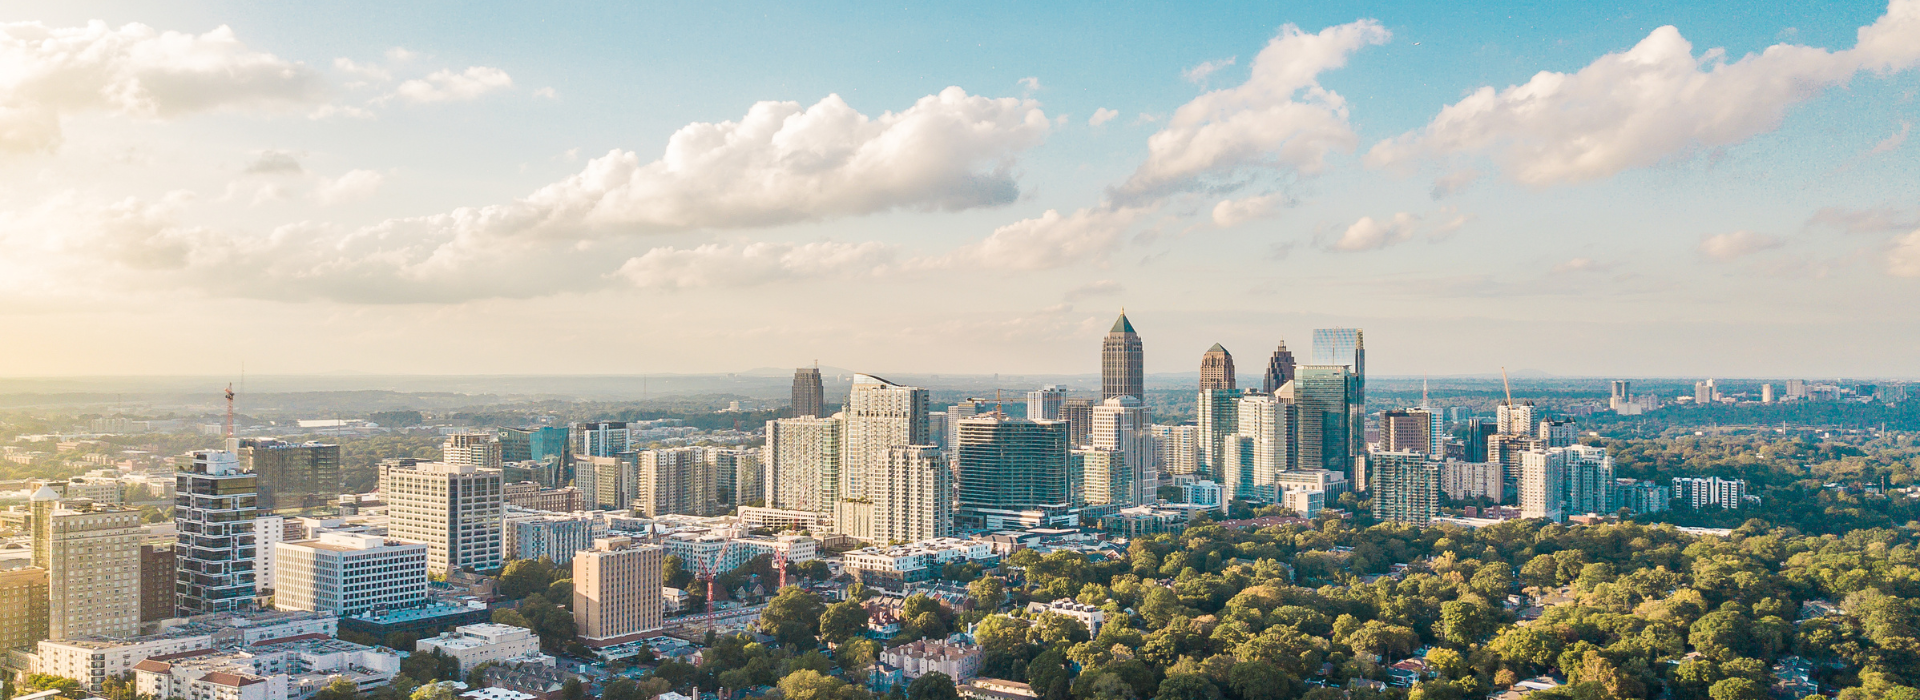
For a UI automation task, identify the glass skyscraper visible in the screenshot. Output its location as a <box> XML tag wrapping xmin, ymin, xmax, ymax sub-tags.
<box><xmin>1312</xmin><ymin>328</ymin><xmax>1366</xmax><ymax>460</ymax></box>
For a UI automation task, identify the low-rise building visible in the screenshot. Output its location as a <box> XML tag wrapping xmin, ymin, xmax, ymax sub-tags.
<box><xmin>880</xmin><ymin>639</ymin><xmax>983</xmax><ymax>681</ymax></box>
<box><xmin>503</xmin><ymin>508</ymin><xmax>602</xmax><ymax>565</ymax></box>
<box><xmin>416</xmin><ymin>624</ymin><xmax>545</xmax><ymax>672</ymax></box>
<box><xmin>1282</xmin><ymin>489</ymin><xmax>1324</xmax><ymax>517</ymax></box>
<box><xmin>960</xmin><ymin>678</ymin><xmax>1038</xmax><ymax>700</ymax></box>
<box><xmin>842</xmin><ymin>539</ymin><xmax>997</xmax><ymax>592</ymax></box>
<box><xmin>32</xmin><ymin>611</ymin><xmax>339</xmax><ymax>691</ymax></box>
<box><xmin>339</xmin><ymin>602</ymin><xmax>492</xmax><ymax>641</ymax></box>
<box><xmin>274</xmin><ymin>532</ymin><xmax>429</xmax><ymax>616</ymax></box>
<box><xmin>133</xmin><ymin>637</ymin><xmax>400</xmax><ymax>700</ymax></box>
<box><xmin>477</xmin><ymin>661</ymin><xmax>575</xmax><ymax>700</ymax></box>
<box><xmin>502</xmin><ymin>483</ymin><xmax>584</xmax><ymax>513</ymax></box>
<box><xmin>1025</xmin><ymin>599</ymin><xmax>1103</xmax><ymax>637</ymax></box>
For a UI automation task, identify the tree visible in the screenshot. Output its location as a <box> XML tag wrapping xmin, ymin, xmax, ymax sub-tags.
<box><xmin>1028</xmin><ymin>649</ymin><xmax>1072</xmax><ymax>700</ymax></box>
<box><xmin>1156</xmin><ymin>674</ymin><xmax>1221</xmax><ymax>700</ymax></box>
<box><xmin>779</xmin><ymin>669</ymin><xmax>865</xmax><ymax>700</ymax></box>
<box><xmin>761</xmin><ymin>586</ymin><xmax>827</xmax><ymax>648</ymax></box>
<box><xmin>840</xmin><ymin>637</ymin><xmax>881</xmax><ymax>681</ymax></box>
<box><xmin>561</xmin><ymin>678</ymin><xmax>586</xmax><ymax>700</ymax></box>
<box><xmin>656</xmin><ymin>660</ymin><xmax>698</xmax><ymax>689</ymax></box>
<box><xmin>315</xmin><ymin>677</ymin><xmax>362</xmax><ymax>700</ymax></box>
<box><xmin>970</xmin><ymin>576</ymin><xmax>1007</xmax><ymax>611</ymax></box>
<box><xmin>1708</xmin><ymin>678</ymin><xmax>1765</xmax><ymax>700</ymax></box>
<box><xmin>909</xmin><ymin>673</ymin><xmax>960</xmax><ymax>700</ymax></box>
<box><xmin>1228</xmin><ymin>661</ymin><xmax>1295</xmax><ymax>700</ymax></box>
<box><xmin>20</xmin><ymin>674</ymin><xmax>84</xmax><ymax>698</ymax></box>
<box><xmin>1440</xmin><ymin>601</ymin><xmax>1497</xmax><ymax>648</ymax></box>
<box><xmin>664</xmin><ymin>555</ymin><xmax>694</xmax><ymax>589</ymax></box>
<box><xmin>604</xmin><ymin>679</ymin><xmax>644</xmax><ymax>700</ymax></box>
<box><xmin>411</xmin><ymin>684</ymin><xmax>455</xmax><ymax>700</ymax></box>
<box><xmin>821</xmin><ymin>600</ymin><xmax>872</xmax><ymax>645</ymax></box>
<box><xmin>498</xmin><ymin>558</ymin><xmax>556</xmax><ymax>599</ymax></box>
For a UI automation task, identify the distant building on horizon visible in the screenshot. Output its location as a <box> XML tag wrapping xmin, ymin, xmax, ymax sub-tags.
<box><xmin>1027</xmin><ymin>386</ymin><xmax>1065</xmax><ymax>422</ymax></box>
<box><xmin>1262</xmin><ymin>341</ymin><xmax>1297</xmax><ymax>395</ymax></box>
<box><xmin>793</xmin><ymin>367</ymin><xmax>825</xmax><ymax>418</ymax></box>
<box><xmin>1200</xmin><ymin>343</ymin><xmax>1235</xmax><ymax>391</ymax></box>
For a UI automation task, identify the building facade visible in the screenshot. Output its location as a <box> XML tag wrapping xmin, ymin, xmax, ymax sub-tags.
<box><xmin>273</xmin><ymin>532</ymin><xmax>429</xmax><ymax>616</ymax></box>
<box><xmin>384</xmin><ymin>462</ymin><xmax>504</xmax><ymax>575</ymax></box>
<box><xmin>572</xmin><ymin>538</ymin><xmax>663</xmax><ymax>643</ymax></box>
<box><xmin>175</xmin><ymin>450</ymin><xmax>257</xmax><ymax>617</ymax></box>
<box><xmin>1102</xmin><ymin>312</ymin><xmax>1144</xmax><ymax>402</ymax></box>
<box><xmin>766</xmin><ymin>415</ymin><xmax>844</xmax><ymax>514</ymax></box>
<box><xmin>955</xmin><ymin>415</ymin><xmax>1072</xmax><ymax>526</ymax></box>
<box><xmin>1368</xmin><ymin>451</ymin><xmax>1440</xmax><ymax>526</ymax></box>
<box><xmin>792</xmin><ymin>367</ymin><xmax>826</xmax><ymax>418</ymax></box>
<box><xmin>232</xmin><ymin>439</ymin><xmax>340</xmax><ymax>513</ymax></box>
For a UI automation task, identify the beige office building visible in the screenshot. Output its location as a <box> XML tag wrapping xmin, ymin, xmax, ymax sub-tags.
<box><xmin>0</xmin><ymin>566</ymin><xmax>49</xmax><ymax>650</ymax></box>
<box><xmin>33</xmin><ymin>486</ymin><xmax>142</xmax><ymax>640</ymax></box>
<box><xmin>384</xmin><ymin>462</ymin><xmax>504</xmax><ymax>575</ymax></box>
<box><xmin>572</xmin><ymin>538</ymin><xmax>662</xmax><ymax>643</ymax></box>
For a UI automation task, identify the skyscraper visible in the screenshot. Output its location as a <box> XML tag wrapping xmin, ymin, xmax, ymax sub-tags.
<box><xmin>842</xmin><ymin>374</ymin><xmax>930</xmax><ymax>502</ymax></box>
<box><xmin>1200</xmin><ymin>344</ymin><xmax>1236</xmax><ymax>391</ymax></box>
<box><xmin>498</xmin><ymin>426</ymin><xmax>570</xmax><ymax>465</ymax></box>
<box><xmin>633</xmin><ymin>448</ymin><xmax>715</xmax><ymax>517</ymax></box>
<box><xmin>1060</xmin><ymin>398</ymin><xmax>1095</xmax><ymax>446</ymax></box>
<box><xmin>34</xmin><ymin>486</ymin><xmax>141</xmax><ymax>640</ymax></box>
<box><xmin>572</xmin><ymin>537</ymin><xmax>663</xmax><ymax>643</ymax></box>
<box><xmin>231</xmin><ymin>439</ymin><xmax>340</xmax><ymax>512</ymax></box>
<box><xmin>1560</xmin><ymin>445</ymin><xmax>1614</xmax><ymax>516</ymax></box>
<box><xmin>1262</xmin><ymin>342</ymin><xmax>1297</xmax><ymax>394</ymax></box>
<box><xmin>766</xmin><ymin>415</ymin><xmax>843</xmax><ymax>513</ymax></box>
<box><xmin>443</xmin><ymin>433</ymin><xmax>503</xmax><ymax>470</ymax></box>
<box><xmin>1102</xmin><ymin>312</ymin><xmax>1144</xmax><ymax>401</ymax></box>
<box><xmin>1608</xmin><ymin>381</ymin><xmax>1631</xmax><ymax>411</ymax></box>
<box><xmin>175</xmin><ymin>450</ymin><xmax>258</xmax><ymax>616</ymax></box>
<box><xmin>1312</xmin><ymin>328</ymin><xmax>1366</xmax><ymax>459</ymax></box>
<box><xmin>1026</xmin><ymin>386</ymin><xmax>1065</xmax><ymax>421</ymax></box>
<box><xmin>945</xmin><ymin>399</ymin><xmax>991</xmax><ymax>454</ymax></box>
<box><xmin>956</xmin><ymin>414</ymin><xmax>1072</xmax><ymax>526</ymax></box>
<box><xmin>792</xmin><ymin>367</ymin><xmax>826</xmax><ymax>418</ymax></box>
<box><xmin>870</xmin><ymin>446</ymin><xmax>953</xmax><ymax>544</ymax></box>
<box><xmin>1368</xmin><ymin>451</ymin><xmax>1440</xmax><ymax>525</ymax></box>
<box><xmin>1519</xmin><ymin>449</ymin><xmax>1566</xmax><ymax>521</ymax></box>
<box><xmin>1296</xmin><ymin>365</ymin><xmax>1355</xmax><ymax>473</ymax></box>
<box><xmin>1196</xmin><ymin>389</ymin><xmax>1240</xmax><ymax>478</ymax></box>
<box><xmin>1090</xmin><ymin>396</ymin><xmax>1153</xmax><ymax>506</ymax></box>
<box><xmin>1496</xmin><ymin>402</ymin><xmax>1535</xmax><ymax>436</ymax></box>
<box><xmin>1149</xmin><ymin>424</ymin><xmax>1202</xmax><ymax>476</ymax></box>
<box><xmin>1380</xmin><ymin>409</ymin><xmax>1442</xmax><ymax>456</ymax></box>
<box><xmin>385</xmin><ymin>462</ymin><xmax>504</xmax><ymax>575</ymax></box>
<box><xmin>1223</xmin><ymin>391</ymin><xmax>1297</xmax><ymax>501</ymax></box>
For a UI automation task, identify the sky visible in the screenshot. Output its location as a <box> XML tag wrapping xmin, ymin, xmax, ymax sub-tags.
<box><xmin>2</xmin><ymin>0</ymin><xmax>1918</xmax><ymax>380</ymax></box>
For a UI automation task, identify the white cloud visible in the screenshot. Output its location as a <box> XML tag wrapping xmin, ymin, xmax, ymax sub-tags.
<box><xmin>1063</xmin><ymin>279</ymin><xmax>1123</xmax><ymax>300</ymax></box>
<box><xmin>1430</xmin><ymin>168</ymin><xmax>1481</xmax><ymax>198</ymax></box>
<box><xmin>1889</xmin><ymin>230</ymin><xmax>1920</xmax><ymax>277</ymax></box>
<box><xmin>385</xmin><ymin>47</ymin><xmax>417</xmax><ymax>62</ymax></box>
<box><xmin>394</xmin><ymin>66</ymin><xmax>513</xmax><ymax>103</ymax></box>
<box><xmin>1018</xmin><ymin>77</ymin><xmax>1041</xmax><ymax>92</ymax></box>
<box><xmin>614</xmin><ymin>240</ymin><xmax>894</xmax><ymax>289</ymax></box>
<box><xmin>1698</xmin><ymin>230</ymin><xmax>1783</xmax><ymax>261</ymax></box>
<box><xmin>314</xmin><ymin>169</ymin><xmax>385</xmax><ymax>205</ymax></box>
<box><xmin>1367</xmin><ymin>0</ymin><xmax>1920</xmax><ymax>185</ymax></box>
<box><xmin>1211</xmin><ymin>192</ymin><xmax>1293</xmax><ymax>226</ymax></box>
<box><xmin>1325</xmin><ymin>208</ymin><xmax>1466</xmax><ymax>252</ymax></box>
<box><xmin>243</xmin><ymin>150</ymin><xmax>304</xmax><ymax>175</ymax></box>
<box><xmin>533</xmin><ymin>87</ymin><xmax>558</xmax><ymax>99</ymax></box>
<box><xmin>1089</xmin><ymin>108</ymin><xmax>1119</xmax><ymax>126</ymax></box>
<box><xmin>1873</xmin><ymin>120</ymin><xmax>1911</xmax><ymax>154</ymax></box>
<box><xmin>943</xmin><ymin>206</ymin><xmax>1152</xmax><ymax>270</ymax></box>
<box><xmin>1113</xmin><ymin>20</ymin><xmax>1389</xmax><ymax>202</ymax></box>
<box><xmin>1807</xmin><ymin>205</ymin><xmax>1920</xmax><ymax>233</ymax></box>
<box><xmin>1181</xmin><ymin>57</ymin><xmax>1236</xmax><ymax>84</ymax></box>
<box><xmin>333</xmin><ymin>57</ymin><xmax>391</xmax><ymax>82</ymax></box>
<box><xmin>0</xmin><ymin>21</ymin><xmax>324</xmax><ymax>153</ymax></box>
<box><xmin>1552</xmin><ymin>257</ymin><xmax>1613</xmax><ymax>273</ymax></box>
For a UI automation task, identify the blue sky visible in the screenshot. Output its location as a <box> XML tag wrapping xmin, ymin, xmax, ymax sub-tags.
<box><xmin>1</xmin><ymin>0</ymin><xmax>1917</xmax><ymax>379</ymax></box>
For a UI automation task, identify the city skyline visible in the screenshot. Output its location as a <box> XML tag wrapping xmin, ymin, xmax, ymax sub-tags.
<box><xmin>2</xmin><ymin>1</ymin><xmax>1919</xmax><ymax>379</ymax></box>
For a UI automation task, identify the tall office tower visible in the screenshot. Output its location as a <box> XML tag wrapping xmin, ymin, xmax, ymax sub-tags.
<box><xmin>139</xmin><ymin>544</ymin><xmax>174</xmax><ymax>623</ymax></box>
<box><xmin>955</xmin><ymin>415</ymin><xmax>1072</xmax><ymax>523</ymax></box>
<box><xmin>444</xmin><ymin>433</ymin><xmax>503</xmax><ymax>470</ymax></box>
<box><xmin>793</xmin><ymin>366</ymin><xmax>826</xmax><ymax>418</ymax></box>
<box><xmin>574</xmin><ymin>454</ymin><xmax>636</xmax><ymax>511</ymax></box>
<box><xmin>1200</xmin><ymin>344</ymin><xmax>1236</xmax><ymax>391</ymax></box>
<box><xmin>385</xmin><ymin>462</ymin><xmax>504</xmax><ymax>575</ymax></box>
<box><xmin>870</xmin><ymin>446</ymin><xmax>953</xmax><ymax>544</ymax></box>
<box><xmin>766</xmin><ymin>415</ymin><xmax>843</xmax><ymax>513</ymax></box>
<box><xmin>1786</xmin><ymin>379</ymin><xmax>1808</xmax><ymax>400</ymax></box>
<box><xmin>1027</xmin><ymin>386</ymin><xmax>1065</xmax><ymax>422</ymax></box>
<box><xmin>1561</xmin><ymin>445</ymin><xmax>1614</xmax><ymax>516</ymax></box>
<box><xmin>1150</xmin><ymin>424</ymin><xmax>1202</xmax><ymax>476</ymax></box>
<box><xmin>572</xmin><ymin>537</ymin><xmax>663</xmax><ymax>643</ymax></box>
<box><xmin>1380</xmin><ymin>409</ymin><xmax>1442</xmax><ymax>455</ymax></box>
<box><xmin>945</xmin><ymin>399</ymin><xmax>990</xmax><ymax>454</ymax></box>
<box><xmin>1519</xmin><ymin>449</ymin><xmax>1567</xmax><ymax>521</ymax></box>
<box><xmin>842</xmin><ymin>374</ymin><xmax>930</xmax><ymax>502</ymax></box>
<box><xmin>32</xmin><ymin>486</ymin><xmax>142</xmax><ymax>640</ymax></box>
<box><xmin>1312</xmin><ymin>328</ymin><xmax>1366</xmax><ymax>458</ymax></box>
<box><xmin>1489</xmin><ymin>433</ymin><xmax>1547</xmax><ymax>495</ymax></box>
<box><xmin>175</xmin><ymin>450</ymin><xmax>258</xmax><ymax>616</ymax></box>
<box><xmin>1761</xmin><ymin>384</ymin><xmax>1775</xmax><ymax>403</ymax></box>
<box><xmin>1196</xmin><ymin>389</ymin><xmax>1241</xmax><ymax>478</ymax></box>
<box><xmin>1694</xmin><ymin>379</ymin><xmax>1717</xmax><ymax>405</ymax></box>
<box><xmin>635</xmin><ymin>448</ymin><xmax>721</xmax><ymax>517</ymax></box>
<box><xmin>1102</xmin><ymin>312</ymin><xmax>1144</xmax><ymax>401</ymax></box>
<box><xmin>273</xmin><ymin>533</ymin><xmax>429</xmax><ymax>616</ymax></box>
<box><xmin>0</xmin><ymin>567</ymin><xmax>48</xmax><ymax>650</ymax></box>
<box><xmin>1091</xmin><ymin>396</ymin><xmax>1154</xmax><ymax>506</ymax></box>
<box><xmin>1462</xmin><ymin>419</ymin><xmax>1493</xmax><ymax>463</ymax></box>
<box><xmin>571</xmin><ymin>422</ymin><xmax>631</xmax><ymax>458</ymax></box>
<box><xmin>1296</xmin><ymin>365</ymin><xmax>1355</xmax><ymax>473</ymax></box>
<box><xmin>498</xmin><ymin>426</ymin><xmax>570</xmax><ymax>465</ymax></box>
<box><xmin>1262</xmin><ymin>342</ymin><xmax>1297</xmax><ymax>394</ymax></box>
<box><xmin>1223</xmin><ymin>392</ymin><xmax>1297</xmax><ymax>501</ymax></box>
<box><xmin>1061</xmin><ymin>398</ymin><xmax>1096</xmax><ymax>446</ymax></box>
<box><xmin>1608</xmin><ymin>381</ymin><xmax>1632</xmax><ymax>411</ymax></box>
<box><xmin>253</xmin><ymin>515</ymin><xmax>284</xmax><ymax>600</ymax></box>
<box><xmin>1538</xmin><ymin>418</ymin><xmax>1576</xmax><ymax>448</ymax></box>
<box><xmin>231</xmin><ymin>439</ymin><xmax>340</xmax><ymax>512</ymax></box>
<box><xmin>1368</xmin><ymin>451</ymin><xmax>1439</xmax><ymax>525</ymax></box>
<box><xmin>1496</xmin><ymin>401</ymin><xmax>1535</xmax><ymax>436</ymax></box>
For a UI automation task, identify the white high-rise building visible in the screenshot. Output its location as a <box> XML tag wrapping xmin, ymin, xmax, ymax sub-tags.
<box><xmin>1221</xmin><ymin>392</ymin><xmax>1297</xmax><ymax>502</ymax></box>
<box><xmin>869</xmin><ymin>446</ymin><xmax>952</xmax><ymax>544</ymax></box>
<box><xmin>1761</xmin><ymin>384</ymin><xmax>1775</xmax><ymax>403</ymax></box>
<box><xmin>1519</xmin><ymin>449</ymin><xmax>1566</xmax><ymax>522</ymax></box>
<box><xmin>254</xmin><ymin>515</ymin><xmax>285</xmax><ymax>599</ymax></box>
<box><xmin>1026</xmin><ymin>386</ymin><xmax>1065</xmax><ymax>422</ymax></box>
<box><xmin>443</xmin><ymin>433</ymin><xmax>502</xmax><ymax>470</ymax></box>
<box><xmin>384</xmin><ymin>462</ymin><xmax>503</xmax><ymax>575</ymax></box>
<box><xmin>1562</xmin><ymin>445</ymin><xmax>1614</xmax><ymax>516</ymax></box>
<box><xmin>1150</xmin><ymin>424</ymin><xmax>1201</xmax><ymax>476</ymax></box>
<box><xmin>1496</xmin><ymin>402</ymin><xmax>1535</xmax><ymax>436</ymax></box>
<box><xmin>1440</xmin><ymin>460</ymin><xmax>1502</xmax><ymax>501</ymax></box>
<box><xmin>1090</xmin><ymin>396</ymin><xmax>1153</xmax><ymax>505</ymax></box>
<box><xmin>635</xmin><ymin>448</ymin><xmax>721</xmax><ymax>517</ymax></box>
<box><xmin>842</xmin><ymin>375</ymin><xmax>929</xmax><ymax>502</ymax></box>
<box><xmin>1074</xmin><ymin>447</ymin><xmax>1126</xmax><ymax>506</ymax></box>
<box><xmin>765</xmin><ymin>415</ymin><xmax>843</xmax><ymax>514</ymax></box>
<box><xmin>274</xmin><ymin>532</ymin><xmax>428</xmax><ymax>616</ymax></box>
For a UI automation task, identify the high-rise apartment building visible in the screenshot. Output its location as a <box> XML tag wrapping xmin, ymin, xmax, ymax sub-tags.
<box><xmin>574</xmin><ymin>453</ymin><xmax>636</xmax><ymax>511</ymax></box>
<box><xmin>1312</xmin><ymin>328</ymin><xmax>1366</xmax><ymax>460</ymax></box>
<box><xmin>253</xmin><ymin>515</ymin><xmax>284</xmax><ymax>600</ymax></box>
<box><xmin>955</xmin><ymin>414</ymin><xmax>1072</xmax><ymax>523</ymax></box>
<box><xmin>1200</xmin><ymin>344</ymin><xmax>1236</xmax><ymax>391</ymax></box>
<box><xmin>766</xmin><ymin>415</ymin><xmax>843</xmax><ymax>513</ymax></box>
<box><xmin>1221</xmin><ymin>392</ymin><xmax>1297</xmax><ymax>502</ymax></box>
<box><xmin>1073</xmin><ymin>448</ymin><xmax>1121</xmax><ymax>506</ymax></box>
<box><xmin>571</xmin><ymin>422</ymin><xmax>631</xmax><ymax>458</ymax></box>
<box><xmin>1090</xmin><ymin>396</ymin><xmax>1153</xmax><ymax>506</ymax></box>
<box><xmin>842</xmin><ymin>375</ymin><xmax>929</xmax><ymax>503</ymax></box>
<box><xmin>0</xmin><ymin>567</ymin><xmax>48</xmax><ymax>650</ymax></box>
<box><xmin>1761</xmin><ymin>384</ymin><xmax>1775</xmax><ymax>403</ymax></box>
<box><xmin>1496</xmin><ymin>402</ymin><xmax>1535</xmax><ymax>436</ymax></box>
<box><xmin>231</xmin><ymin>439</ymin><xmax>340</xmax><ymax>512</ymax></box>
<box><xmin>1196</xmin><ymin>389</ymin><xmax>1240</xmax><ymax>478</ymax></box>
<box><xmin>1489</xmin><ymin>433</ymin><xmax>1548</xmax><ymax>495</ymax></box>
<box><xmin>33</xmin><ymin>486</ymin><xmax>142</xmax><ymax>640</ymax></box>
<box><xmin>273</xmin><ymin>532</ymin><xmax>429</xmax><ymax>616</ymax></box>
<box><xmin>1538</xmin><ymin>418</ymin><xmax>1576</xmax><ymax>448</ymax></box>
<box><xmin>1262</xmin><ymin>342</ymin><xmax>1297</xmax><ymax>394</ymax></box>
<box><xmin>1694</xmin><ymin>379</ymin><xmax>1718</xmax><ymax>405</ymax></box>
<box><xmin>175</xmin><ymin>450</ymin><xmax>257</xmax><ymax>616</ymax></box>
<box><xmin>573</xmin><ymin>538</ymin><xmax>663</xmax><ymax>643</ymax></box>
<box><xmin>634</xmin><ymin>448</ymin><xmax>722</xmax><ymax>517</ymax></box>
<box><xmin>1061</xmin><ymin>398</ymin><xmax>1095</xmax><ymax>446</ymax></box>
<box><xmin>1608</xmin><ymin>381</ymin><xmax>1631</xmax><ymax>411</ymax></box>
<box><xmin>1026</xmin><ymin>386</ymin><xmax>1065</xmax><ymax>421</ymax></box>
<box><xmin>139</xmin><ymin>544</ymin><xmax>174</xmax><ymax>623</ymax></box>
<box><xmin>945</xmin><ymin>399</ymin><xmax>990</xmax><ymax>454</ymax></box>
<box><xmin>1562</xmin><ymin>445</ymin><xmax>1614</xmax><ymax>516</ymax></box>
<box><xmin>1380</xmin><ymin>409</ymin><xmax>1442</xmax><ymax>456</ymax></box>
<box><xmin>1673</xmin><ymin>476</ymin><xmax>1747</xmax><ymax>509</ymax></box>
<box><xmin>385</xmin><ymin>462</ymin><xmax>504</xmax><ymax>575</ymax></box>
<box><xmin>869</xmin><ymin>446</ymin><xmax>953</xmax><ymax>544</ymax></box>
<box><xmin>443</xmin><ymin>433</ymin><xmax>503</xmax><ymax>470</ymax></box>
<box><xmin>503</xmin><ymin>509</ymin><xmax>600</xmax><ymax>565</ymax></box>
<box><xmin>1368</xmin><ymin>452</ymin><xmax>1439</xmax><ymax>526</ymax></box>
<box><xmin>1150</xmin><ymin>424</ymin><xmax>1202</xmax><ymax>477</ymax></box>
<box><xmin>1102</xmin><ymin>312</ymin><xmax>1144</xmax><ymax>401</ymax></box>
<box><xmin>497</xmin><ymin>426</ymin><xmax>570</xmax><ymax>466</ymax></box>
<box><xmin>793</xmin><ymin>367</ymin><xmax>826</xmax><ymax>418</ymax></box>
<box><xmin>1296</xmin><ymin>365</ymin><xmax>1356</xmax><ymax>474</ymax></box>
<box><xmin>1440</xmin><ymin>460</ymin><xmax>1502</xmax><ymax>501</ymax></box>
<box><xmin>1519</xmin><ymin>449</ymin><xmax>1566</xmax><ymax>521</ymax></box>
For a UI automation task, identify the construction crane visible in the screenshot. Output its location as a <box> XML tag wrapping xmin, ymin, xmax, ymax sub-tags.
<box><xmin>224</xmin><ymin>383</ymin><xmax>236</xmax><ymax>439</ymax></box>
<box><xmin>772</xmin><ymin>548</ymin><xmax>788</xmax><ymax>591</ymax></box>
<box><xmin>1500</xmin><ymin>367</ymin><xmax>1514</xmax><ymax>407</ymax></box>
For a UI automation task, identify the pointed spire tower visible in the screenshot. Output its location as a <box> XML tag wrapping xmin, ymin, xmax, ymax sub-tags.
<box><xmin>1200</xmin><ymin>343</ymin><xmax>1235</xmax><ymax>391</ymax></box>
<box><xmin>1102</xmin><ymin>310</ymin><xmax>1144</xmax><ymax>401</ymax></box>
<box><xmin>1263</xmin><ymin>340</ymin><xmax>1296</xmax><ymax>394</ymax></box>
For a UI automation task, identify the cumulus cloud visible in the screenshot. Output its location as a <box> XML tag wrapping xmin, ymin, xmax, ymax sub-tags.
<box><xmin>1430</xmin><ymin>169</ymin><xmax>1481</xmax><ymax>198</ymax></box>
<box><xmin>1018</xmin><ymin>77</ymin><xmax>1042</xmax><ymax>92</ymax></box>
<box><xmin>244</xmin><ymin>150</ymin><xmax>304</xmax><ymax>175</ymax></box>
<box><xmin>1089</xmin><ymin>108</ymin><xmax>1119</xmax><ymax>126</ymax></box>
<box><xmin>1211</xmin><ymin>192</ymin><xmax>1293</xmax><ymax>226</ymax></box>
<box><xmin>314</xmin><ymin>169</ymin><xmax>385</xmax><ymax>205</ymax></box>
<box><xmin>1063</xmin><ymin>279</ymin><xmax>1123</xmax><ymax>300</ymax></box>
<box><xmin>393</xmin><ymin>66</ymin><xmax>513</xmax><ymax>103</ymax></box>
<box><xmin>942</xmin><ymin>206</ymin><xmax>1152</xmax><ymax>270</ymax></box>
<box><xmin>1889</xmin><ymin>230</ymin><xmax>1920</xmax><ymax>277</ymax></box>
<box><xmin>614</xmin><ymin>240</ymin><xmax>894</xmax><ymax>290</ymax></box>
<box><xmin>1367</xmin><ymin>0</ymin><xmax>1920</xmax><ymax>185</ymax></box>
<box><xmin>1698</xmin><ymin>230</ymin><xmax>1783</xmax><ymax>261</ymax></box>
<box><xmin>1552</xmin><ymin>257</ymin><xmax>1614</xmax><ymax>273</ymax></box>
<box><xmin>0</xmin><ymin>21</ymin><xmax>324</xmax><ymax>153</ymax></box>
<box><xmin>1325</xmin><ymin>208</ymin><xmax>1466</xmax><ymax>252</ymax></box>
<box><xmin>1182</xmin><ymin>57</ymin><xmax>1237</xmax><ymax>84</ymax></box>
<box><xmin>1113</xmin><ymin>20</ymin><xmax>1389</xmax><ymax>202</ymax></box>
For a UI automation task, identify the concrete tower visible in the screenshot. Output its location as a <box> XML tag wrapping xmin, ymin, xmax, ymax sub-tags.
<box><xmin>1102</xmin><ymin>312</ymin><xmax>1144</xmax><ymax>401</ymax></box>
<box><xmin>1200</xmin><ymin>344</ymin><xmax>1236</xmax><ymax>391</ymax></box>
